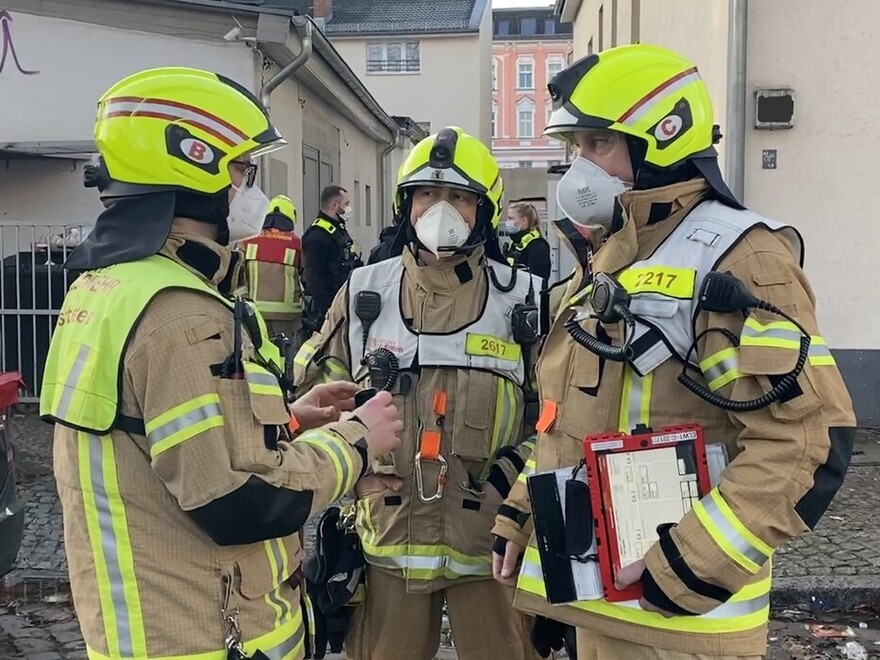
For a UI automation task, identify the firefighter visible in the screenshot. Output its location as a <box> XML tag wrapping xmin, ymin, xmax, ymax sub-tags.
<box><xmin>492</xmin><ymin>44</ymin><xmax>856</xmax><ymax>659</ymax></box>
<box><xmin>301</xmin><ymin>185</ymin><xmax>364</xmax><ymax>336</ymax></box>
<box><xmin>294</xmin><ymin>127</ymin><xmax>543</xmax><ymax>660</ymax></box>
<box><xmin>501</xmin><ymin>202</ymin><xmax>552</xmax><ymax>281</ymax></box>
<box><xmin>39</xmin><ymin>66</ymin><xmax>402</xmax><ymax>660</ymax></box>
<box><xmin>239</xmin><ymin>195</ymin><xmax>305</xmax><ymax>344</ymax></box>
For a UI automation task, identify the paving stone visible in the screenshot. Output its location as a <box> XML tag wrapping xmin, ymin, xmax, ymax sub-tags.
<box><xmin>5</xmin><ymin>412</ymin><xmax>880</xmax><ymax>658</ymax></box>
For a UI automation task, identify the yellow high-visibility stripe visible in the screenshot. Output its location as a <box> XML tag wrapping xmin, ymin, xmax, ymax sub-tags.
<box><xmin>741</xmin><ymin>318</ymin><xmax>801</xmax><ymax>350</ymax></box>
<box><xmin>78</xmin><ymin>432</ymin><xmax>146</xmax><ymax>658</ymax></box>
<box><xmin>481</xmin><ymin>379</ymin><xmax>517</xmax><ymax>480</ymax></box>
<box><xmin>86</xmin><ymin>602</ymin><xmax>304</xmax><ymax>660</ymax></box>
<box><xmin>518</xmin><ymin>546</ymin><xmax>769</xmax><ymax>634</ymax></box>
<box><xmin>295</xmin><ymin>431</ymin><xmax>355</xmax><ymax>500</ymax></box>
<box><xmin>694</xmin><ymin>489</ymin><xmax>774</xmax><ymax>575</ymax></box>
<box><xmin>360</xmin><ymin>538</ymin><xmax>492</xmax><ymax>580</ymax></box>
<box><xmin>294</xmin><ymin>342</ymin><xmax>317</xmax><ymax>368</ymax></box>
<box><xmin>699</xmin><ymin>347</ymin><xmax>741</xmax><ymax>391</ymax></box>
<box><xmin>618</xmin><ymin>367</ymin><xmax>653</xmax><ymax>433</ymax></box>
<box><xmin>144</xmin><ymin>394</ymin><xmax>224</xmax><ymax>458</ymax></box>
<box><xmin>517</xmin><ymin>456</ymin><xmax>537</xmax><ymax>485</ymax></box>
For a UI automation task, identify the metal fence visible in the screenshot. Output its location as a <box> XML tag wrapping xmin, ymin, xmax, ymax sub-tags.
<box><xmin>0</xmin><ymin>223</ymin><xmax>89</xmax><ymax>403</ymax></box>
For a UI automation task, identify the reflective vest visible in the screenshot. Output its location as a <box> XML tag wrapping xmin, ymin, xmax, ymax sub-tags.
<box><xmin>39</xmin><ymin>254</ymin><xmax>297</xmax><ymax>660</ymax></box>
<box><xmin>505</xmin><ymin>228</ymin><xmax>542</xmax><ymax>267</ymax></box>
<box><xmin>515</xmin><ymin>201</ymin><xmax>801</xmax><ymax>644</ymax></box>
<box><xmin>312</xmin><ymin>217</ymin><xmax>363</xmax><ymax>270</ymax></box>
<box><xmin>347</xmin><ymin>256</ymin><xmax>533</xmax><ymax>387</ymax></box>
<box><xmin>241</xmin><ymin>229</ymin><xmax>303</xmax><ymax>319</ymax></box>
<box><xmin>41</xmin><ymin>254</ymin><xmax>282</xmax><ymax>434</ymax></box>
<box><xmin>346</xmin><ymin>256</ymin><xmax>541</xmax><ymax>588</ymax></box>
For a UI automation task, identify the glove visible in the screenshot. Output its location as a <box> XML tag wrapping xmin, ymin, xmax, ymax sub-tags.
<box><xmin>530</xmin><ymin>616</ymin><xmax>577</xmax><ymax>659</ymax></box>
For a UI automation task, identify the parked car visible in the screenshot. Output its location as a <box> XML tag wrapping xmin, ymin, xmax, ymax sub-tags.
<box><xmin>0</xmin><ymin>372</ymin><xmax>25</xmax><ymax>577</ymax></box>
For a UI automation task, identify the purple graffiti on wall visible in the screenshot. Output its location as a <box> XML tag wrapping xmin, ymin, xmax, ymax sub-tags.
<box><xmin>0</xmin><ymin>10</ymin><xmax>39</xmax><ymax>75</ymax></box>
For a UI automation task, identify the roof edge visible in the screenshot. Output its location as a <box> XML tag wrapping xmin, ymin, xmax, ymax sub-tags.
<box><xmin>469</xmin><ymin>0</ymin><xmax>491</xmax><ymax>30</ymax></box>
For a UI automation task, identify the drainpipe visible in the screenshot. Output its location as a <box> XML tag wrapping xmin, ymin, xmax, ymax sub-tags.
<box><xmin>725</xmin><ymin>0</ymin><xmax>748</xmax><ymax>202</ymax></box>
<box><xmin>258</xmin><ymin>19</ymin><xmax>314</xmax><ymax>192</ymax></box>
<box><xmin>377</xmin><ymin>127</ymin><xmax>402</xmax><ymax>227</ymax></box>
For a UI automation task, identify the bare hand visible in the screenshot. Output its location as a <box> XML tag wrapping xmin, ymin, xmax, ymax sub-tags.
<box><xmin>290</xmin><ymin>381</ymin><xmax>359</xmax><ymax>431</ymax></box>
<box><xmin>353</xmin><ymin>391</ymin><xmax>403</xmax><ymax>457</ymax></box>
<box><xmin>355</xmin><ymin>473</ymin><xmax>405</xmax><ymax>498</ymax></box>
<box><xmin>614</xmin><ymin>559</ymin><xmax>675</xmax><ymax>617</ymax></box>
<box><xmin>492</xmin><ymin>539</ymin><xmax>524</xmax><ymax>587</ymax></box>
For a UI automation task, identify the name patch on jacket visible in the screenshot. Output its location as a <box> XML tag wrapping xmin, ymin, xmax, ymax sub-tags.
<box><xmin>465</xmin><ymin>333</ymin><xmax>521</xmax><ymax>362</ymax></box>
<box><xmin>618</xmin><ymin>266</ymin><xmax>696</xmax><ymax>299</ymax></box>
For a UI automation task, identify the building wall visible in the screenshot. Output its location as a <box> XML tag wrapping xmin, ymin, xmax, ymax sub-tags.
<box><xmin>0</xmin><ymin>9</ymin><xmax>259</xmax><ymax>252</ymax></box>
<box><xmin>560</xmin><ymin>0</ymin><xmax>880</xmax><ymax>423</ymax></box>
<box><xmin>742</xmin><ymin>0</ymin><xmax>880</xmax><ymax>423</ymax></box>
<box><xmin>331</xmin><ymin>33</ymin><xmax>488</xmax><ymax>140</ymax></box>
<box><xmin>492</xmin><ymin>40</ymin><xmax>571</xmax><ymax>169</ymax></box>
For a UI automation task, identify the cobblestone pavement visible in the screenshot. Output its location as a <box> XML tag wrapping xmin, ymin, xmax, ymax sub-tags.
<box><xmin>3</xmin><ymin>413</ymin><xmax>880</xmax><ymax>658</ymax></box>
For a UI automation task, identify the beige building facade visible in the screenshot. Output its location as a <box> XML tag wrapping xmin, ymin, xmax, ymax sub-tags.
<box><xmin>555</xmin><ymin>0</ymin><xmax>880</xmax><ymax>424</ymax></box>
<box><xmin>287</xmin><ymin>0</ymin><xmax>494</xmax><ymax>143</ymax></box>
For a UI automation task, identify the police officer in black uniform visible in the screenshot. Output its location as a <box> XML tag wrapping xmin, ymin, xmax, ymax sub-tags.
<box><xmin>301</xmin><ymin>184</ymin><xmax>363</xmax><ymax>334</ymax></box>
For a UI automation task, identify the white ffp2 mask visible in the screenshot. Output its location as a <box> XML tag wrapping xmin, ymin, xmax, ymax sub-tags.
<box><xmin>556</xmin><ymin>157</ymin><xmax>631</xmax><ymax>230</ymax></box>
<box><xmin>415</xmin><ymin>201</ymin><xmax>471</xmax><ymax>258</ymax></box>
<box><xmin>227</xmin><ymin>184</ymin><xmax>270</xmax><ymax>242</ymax></box>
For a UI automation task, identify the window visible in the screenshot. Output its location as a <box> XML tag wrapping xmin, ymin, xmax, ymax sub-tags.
<box><xmin>365</xmin><ymin>184</ymin><xmax>372</xmax><ymax>226</ymax></box>
<box><xmin>497</xmin><ymin>19</ymin><xmax>510</xmax><ymax>37</ymax></box>
<box><xmin>547</xmin><ymin>56</ymin><xmax>564</xmax><ymax>81</ymax></box>
<box><xmin>598</xmin><ymin>5</ymin><xmax>604</xmax><ymax>51</ymax></box>
<box><xmin>587</xmin><ymin>37</ymin><xmax>594</xmax><ymax>55</ymax></box>
<box><xmin>492</xmin><ymin>58</ymin><xmax>498</xmax><ymax>90</ymax></box>
<box><xmin>545</xmin><ymin>102</ymin><xmax>553</xmax><ymax>129</ymax></box>
<box><xmin>517</xmin><ymin>58</ymin><xmax>533</xmax><ymax>90</ymax></box>
<box><xmin>517</xmin><ymin>98</ymin><xmax>534</xmax><ymax>138</ymax></box>
<box><xmin>492</xmin><ymin>103</ymin><xmax>498</xmax><ymax>138</ymax></box>
<box><xmin>518</xmin><ymin>160</ymin><xmax>533</xmax><ymax>169</ymax></box>
<box><xmin>366</xmin><ymin>41</ymin><xmax>420</xmax><ymax>73</ymax></box>
<box><xmin>521</xmin><ymin>18</ymin><xmax>537</xmax><ymax>36</ymax></box>
<box><xmin>544</xmin><ymin>19</ymin><xmax>556</xmax><ymax>35</ymax></box>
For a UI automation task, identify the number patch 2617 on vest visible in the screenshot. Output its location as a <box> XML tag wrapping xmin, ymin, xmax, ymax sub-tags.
<box><xmin>465</xmin><ymin>334</ymin><xmax>522</xmax><ymax>362</ymax></box>
<box><xmin>618</xmin><ymin>266</ymin><xmax>696</xmax><ymax>299</ymax></box>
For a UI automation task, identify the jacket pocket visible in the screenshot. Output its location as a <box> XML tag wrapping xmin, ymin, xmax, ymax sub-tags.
<box><xmin>229</xmin><ymin>537</ymin><xmax>299</xmax><ymax>613</ymax></box>
<box><xmin>556</xmin><ymin>345</ymin><xmax>602</xmax><ymax>441</ymax></box>
<box><xmin>451</xmin><ymin>370</ymin><xmax>498</xmax><ymax>460</ymax></box>
<box><xmin>216</xmin><ymin>364</ymin><xmax>289</xmax><ymax>475</ymax></box>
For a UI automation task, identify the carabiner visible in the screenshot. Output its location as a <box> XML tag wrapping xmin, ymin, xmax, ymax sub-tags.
<box><xmin>414</xmin><ymin>451</ymin><xmax>448</xmax><ymax>503</ymax></box>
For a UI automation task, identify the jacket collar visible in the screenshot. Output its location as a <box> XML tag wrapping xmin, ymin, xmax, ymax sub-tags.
<box><xmin>317</xmin><ymin>211</ymin><xmax>346</xmax><ymax>232</ymax></box>
<box><xmin>402</xmin><ymin>245</ymin><xmax>486</xmax><ymax>292</ymax></box>
<box><xmin>591</xmin><ymin>179</ymin><xmax>710</xmax><ymax>276</ymax></box>
<box><xmin>159</xmin><ymin>230</ymin><xmax>243</xmax><ymax>294</ymax></box>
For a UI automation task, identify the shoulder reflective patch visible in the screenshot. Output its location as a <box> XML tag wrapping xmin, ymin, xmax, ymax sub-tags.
<box><xmin>618</xmin><ymin>267</ymin><xmax>696</xmax><ymax>299</ymax></box>
<box><xmin>465</xmin><ymin>333</ymin><xmax>522</xmax><ymax>362</ymax></box>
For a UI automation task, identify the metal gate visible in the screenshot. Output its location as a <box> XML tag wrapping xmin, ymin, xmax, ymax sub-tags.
<box><xmin>0</xmin><ymin>223</ymin><xmax>87</xmax><ymax>403</ymax></box>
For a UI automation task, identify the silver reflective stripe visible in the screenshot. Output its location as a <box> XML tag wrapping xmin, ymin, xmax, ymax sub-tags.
<box><xmin>267</xmin><ymin>540</ymin><xmax>291</xmax><ymax>620</ymax></box>
<box><xmin>88</xmin><ymin>433</ymin><xmax>135</xmax><ymax>656</ymax></box>
<box><xmin>56</xmin><ymin>344</ymin><xmax>91</xmax><ymax>418</ymax></box>
<box><xmin>366</xmin><ymin>552</ymin><xmax>492</xmax><ymax>577</ymax></box>
<box><xmin>521</xmin><ymin>554</ymin><xmax>768</xmax><ymax>619</ymax></box>
<box><xmin>741</xmin><ymin>324</ymin><xmax>800</xmax><ymax>342</ymax></box>
<box><xmin>619</xmin><ymin>369</ymin><xmax>650</xmax><ymax>433</ymax></box>
<box><xmin>264</xmin><ymin>616</ymin><xmax>305</xmax><ymax>660</ymax></box>
<box><xmin>701</xmin><ymin>495</ymin><xmax>769</xmax><ymax>566</ymax></box>
<box><xmin>146</xmin><ymin>402</ymin><xmax>222</xmax><ymax>448</ymax></box>
<box><xmin>702</xmin><ymin>354</ymin><xmax>738</xmax><ymax>385</ymax></box>
<box><xmin>246</xmin><ymin>369</ymin><xmax>280</xmax><ymax>387</ymax></box>
<box><xmin>809</xmin><ymin>342</ymin><xmax>833</xmax><ymax>358</ymax></box>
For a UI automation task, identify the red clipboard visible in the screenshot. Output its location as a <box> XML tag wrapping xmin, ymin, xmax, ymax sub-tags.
<box><xmin>583</xmin><ymin>424</ymin><xmax>711</xmax><ymax>602</ymax></box>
